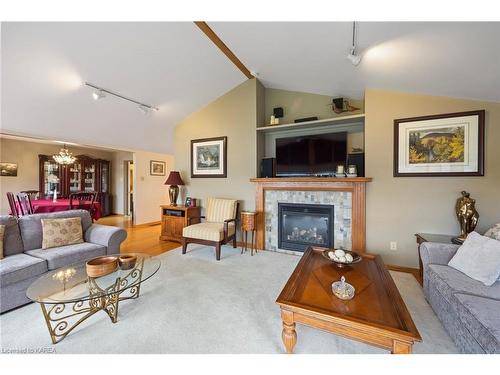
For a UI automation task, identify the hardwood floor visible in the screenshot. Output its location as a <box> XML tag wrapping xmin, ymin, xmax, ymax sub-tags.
<box><xmin>97</xmin><ymin>215</ymin><xmax>180</xmax><ymax>256</ymax></box>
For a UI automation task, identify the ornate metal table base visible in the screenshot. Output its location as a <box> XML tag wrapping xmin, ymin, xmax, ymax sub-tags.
<box><xmin>40</xmin><ymin>260</ymin><xmax>144</xmax><ymax>344</ymax></box>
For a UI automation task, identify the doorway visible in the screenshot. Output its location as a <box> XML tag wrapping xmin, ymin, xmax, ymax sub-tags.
<box><xmin>124</xmin><ymin>160</ymin><xmax>134</xmax><ymax>219</ymax></box>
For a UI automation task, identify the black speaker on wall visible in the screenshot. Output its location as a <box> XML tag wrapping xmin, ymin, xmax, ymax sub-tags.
<box><xmin>347</xmin><ymin>153</ymin><xmax>365</xmax><ymax>177</ymax></box>
<box><xmin>260</xmin><ymin>158</ymin><xmax>276</xmax><ymax>178</ymax></box>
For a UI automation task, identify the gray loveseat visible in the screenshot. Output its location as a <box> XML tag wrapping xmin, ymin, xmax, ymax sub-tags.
<box><xmin>0</xmin><ymin>210</ymin><xmax>127</xmax><ymax>313</ymax></box>
<box><xmin>420</xmin><ymin>242</ymin><xmax>500</xmax><ymax>353</ymax></box>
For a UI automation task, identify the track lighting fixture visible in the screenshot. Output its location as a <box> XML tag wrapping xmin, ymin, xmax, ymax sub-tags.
<box><xmin>92</xmin><ymin>89</ymin><xmax>106</xmax><ymax>100</ymax></box>
<box><xmin>347</xmin><ymin>22</ymin><xmax>362</xmax><ymax>66</ymax></box>
<box><xmin>85</xmin><ymin>82</ymin><xmax>159</xmax><ymax>112</ymax></box>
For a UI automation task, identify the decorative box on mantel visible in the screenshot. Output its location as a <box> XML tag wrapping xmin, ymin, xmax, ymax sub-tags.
<box><xmin>250</xmin><ymin>177</ymin><xmax>372</xmax><ymax>253</ymax></box>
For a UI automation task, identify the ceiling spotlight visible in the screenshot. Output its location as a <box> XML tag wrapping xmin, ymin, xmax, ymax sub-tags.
<box><xmin>347</xmin><ymin>22</ymin><xmax>362</xmax><ymax>66</ymax></box>
<box><xmin>347</xmin><ymin>48</ymin><xmax>362</xmax><ymax>66</ymax></box>
<box><xmin>92</xmin><ymin>89</ymin><xmax>106</xmax><ymax>100</ymax></box>
<box><xmin>138</xmin><ymin>104</ymin><xmax>150</xmax><ymax>114</ymax></box>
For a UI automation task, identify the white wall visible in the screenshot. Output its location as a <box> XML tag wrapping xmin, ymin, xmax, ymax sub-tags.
<box><xmin>132</xmin><ymin>150</ymin><xmax>175</xmax><ymax>225</ymax></box>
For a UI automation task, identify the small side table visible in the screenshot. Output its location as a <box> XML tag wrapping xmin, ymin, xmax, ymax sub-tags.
<box><xmin>241</xmin><ymin>211</ymin><xmax>257</xmax><ymax>256</ymax></box>
<box><xmin>415</xmin><ymin>233</ymin><xmax>456</xmax><ymax>284</ymax></box>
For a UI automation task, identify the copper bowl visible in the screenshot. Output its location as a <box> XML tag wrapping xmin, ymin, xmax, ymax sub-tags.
<box><xmin>118</xmin><ymin>255</ymin><xmax>137</xmax><ymax>270</ymax></box>
<box><xmin>86</xmin><ymin>256</ymin><xmax>118</xmax><ymax>278</ymax></box>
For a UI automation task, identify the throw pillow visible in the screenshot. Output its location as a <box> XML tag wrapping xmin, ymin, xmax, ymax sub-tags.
<box><xmin>484</xmin><ymin>223</ymin><xmax>500</xmax><ymax>241</ymax></box>
<box><xmin>0</xmin><ymin>224</ymin><xmax>5</xmax><ymax>259</ymax></box>
<box><xmin>41</xmin><ymin>217</ymin><xmax>84</xmax><ymax>250</ymax></box>
<box><xmin>448</xmin><ymin>231</ymin><xmax>500</xmax><ymax>286</ymax></box>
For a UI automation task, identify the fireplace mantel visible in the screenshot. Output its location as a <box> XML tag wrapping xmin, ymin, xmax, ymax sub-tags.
<box><xmin>250</xmin><ymin>177</ymin><xmax>372</xmax><ymax>252</ymax></box>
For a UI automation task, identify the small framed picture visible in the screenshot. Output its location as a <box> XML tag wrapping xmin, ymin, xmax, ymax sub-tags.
<box><xmin>191</xmin><ymin>136</ymin><xmax>227</xmax><ymax>178</ymax></box>
<box><xmin>150</xmin><ymin>160</ymin><xmax>166</xmax><ymax>176</ymax></box>
<box><xmin>0</xmin><ymin>162</ymin><xmax>18</xmax><ymax>177</ymax></box>
<box><xmin>394</xmin><ymin>110</ymin><xmax>485</xmax><ymax>177</ymax></box>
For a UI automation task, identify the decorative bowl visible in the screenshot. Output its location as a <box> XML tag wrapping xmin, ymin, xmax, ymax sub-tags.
<box><xmin>118</xmin><ymin>255</ymin><xmax>137</xmax><ymax>270</ymax></box>
<box><xmin>86</xmin><ymin>256</ymin><xmax>118</xmax><ymax>278</ymax></box>
<box><xmin>321</xmin><ymin>249</ymin><xmax>362</xmax><ymax>268</ymax></box>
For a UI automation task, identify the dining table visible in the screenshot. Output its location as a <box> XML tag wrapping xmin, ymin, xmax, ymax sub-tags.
<box><xmin>20</xmin><ymin>198</ymin><xmax>102</xmax><ymax>220</ymax></box>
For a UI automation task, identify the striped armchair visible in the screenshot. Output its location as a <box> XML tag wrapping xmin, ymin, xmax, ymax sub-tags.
<box><xmin>182</xmin><ymin>198</ymin><xmax>239</xmax><ymax>261</ymax></box>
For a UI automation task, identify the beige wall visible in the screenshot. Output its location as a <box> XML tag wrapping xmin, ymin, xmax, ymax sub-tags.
<box><xmin>132</xmin><ymin>150</ymin><xmax>174</xmax><ymax>225</ymax></box>
<box><xmin>365</xmin><ymin>89</ymin><xmax>500</xmax><ymax>267</ymax></box>
<box><xmin>174</xmin><ymin>79</ymin><xmax>262</xmax><ymax>213</ymax></box>
<box><xmin>264</xmin><ymin>88</ymin><xmax>364</xmax><ymax>126</ymax></box>
<box><xmin>0</xmin><ymin>138</ymin><xmax>113</xmax><ymax>214</ymax></box>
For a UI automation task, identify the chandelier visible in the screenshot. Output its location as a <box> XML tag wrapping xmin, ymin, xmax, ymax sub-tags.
<box><xmin>53</xmin><ymin>145</ymin><xmax>76</xmax><ymax>165</ymax></box>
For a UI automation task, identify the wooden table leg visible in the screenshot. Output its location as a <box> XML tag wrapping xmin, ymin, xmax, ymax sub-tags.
<box><xmin>281</xmin><ymin>309</ymin><xmax>297</xmax><ymax>354</ymax></box>
<box><xmin>251</xmin><ymin>230</ymin><xmax>255</xmax><ymax>256</ymax></box>
<box><xmin>241</xmin><ymin>231</ymin><xmax>246</xmax><ymax>254</ymax></box>
<box><xmin>391</xmin><ymin>340</ymin><xmax>412</xmax><ymax>354</ymax></box>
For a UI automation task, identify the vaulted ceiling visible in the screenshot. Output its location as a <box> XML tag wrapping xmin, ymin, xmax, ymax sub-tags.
<box><xmin>1</xmin><ymin>22</ymin><xmax>245</xmax><ymax>154</ymax></box>
<box><xmin>2</xmin><ymin>22</ymin><xmax>499</xmax><ymax>154</ymax></box>
<box><xmin>210</xmin><ymin>22</ymin><xmax>500</xmax><ymax>102</ymax></box>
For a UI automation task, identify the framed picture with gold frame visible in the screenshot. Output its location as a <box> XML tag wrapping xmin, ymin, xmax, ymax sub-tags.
<box><xmin>394</xmin><ymin>110</ymin><xmax>485</xmax><ymax>177</ymax></box>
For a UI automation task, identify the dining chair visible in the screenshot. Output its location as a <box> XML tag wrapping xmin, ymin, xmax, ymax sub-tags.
<box><xmin>20</xmin><ymin>190</ymin><xmax>40</xmax><ymax>201</ymax></box>
<box><xmin>17</xmin><ymin>192</ymin><xmax>34</xmax><ymax>215</ymax></box>
<box><xmin>6</xmin><ymin>192</ymin><xmax>20</xmax><ymax>218</ymax></box>
<box><xmin>69</xmin><ymin>192</ymin><xmax>97</xmax><ymax>220</ymax></box>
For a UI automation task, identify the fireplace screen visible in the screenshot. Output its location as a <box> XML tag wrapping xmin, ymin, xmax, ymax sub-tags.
<box><xmin>278</xmin><ymin>203</ymin><xmax>334</xmax><ymax>252</ymax></box>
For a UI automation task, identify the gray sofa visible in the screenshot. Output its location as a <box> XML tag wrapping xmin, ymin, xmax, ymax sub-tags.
<box><xmin>420</xmin><ymin>242</ymin><xmax>500</xmax><ymax>353</ymax></box>
<box><xmin>0</xmin><ymin>210</ymin><xmax>127</xmax><ymax>313</ymax></box>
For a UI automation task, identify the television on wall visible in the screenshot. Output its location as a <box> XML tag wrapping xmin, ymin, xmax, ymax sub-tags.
<box><xmin>275</xmin><ymin>132</ymin><xmax>347</xmax><ymax>177</ymax></box>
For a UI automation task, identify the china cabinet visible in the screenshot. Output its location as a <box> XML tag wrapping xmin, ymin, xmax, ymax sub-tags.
<box><xmin>38</xmin><ymin>155</ymin><xmax>112</xmax><ymax>216</ymax></box>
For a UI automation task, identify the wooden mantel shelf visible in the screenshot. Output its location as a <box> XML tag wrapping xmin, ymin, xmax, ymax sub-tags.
<box><xmin>250</xmin><ymin>177</ymin><xmax>372</xmax><ymax>183</ymax></box>
<box><xmin>251</xmin><ymin>176</ymin><xmax>371</xmax><ymax>253</ymax></box>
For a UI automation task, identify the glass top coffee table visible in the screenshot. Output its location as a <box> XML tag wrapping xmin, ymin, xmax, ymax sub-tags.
<box><xmin>26</xmin><ymin>253</ymin><xmax>160</xmax><ymax>344</ymax></box>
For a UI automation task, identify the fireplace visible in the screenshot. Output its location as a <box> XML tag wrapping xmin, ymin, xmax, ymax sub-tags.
<box><xmin>278</xmin><ymin>203</ymin><xmax>334</xmax><ymax>252</ymax></box>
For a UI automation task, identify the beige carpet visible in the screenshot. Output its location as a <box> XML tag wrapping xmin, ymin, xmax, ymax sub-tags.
<box><xmin>0</xmin><ymin>246</ymin><xmax>458</xmax><ymax>354</ymax></box>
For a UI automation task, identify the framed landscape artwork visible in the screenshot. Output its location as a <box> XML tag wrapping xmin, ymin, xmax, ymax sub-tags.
<box><xmin>394</xmin><ymin>110</ymin><xmax>485</xmax><ymax>177</ymax></box>
<box><xmin>0</xmin><ymin>162</ymin><xmax>18</xmax><ymax>177</ymax></box>
<box><xmin>150</xmin><ymin>160</ymin><xmax>166</xmax><ymax>176</ymax></box>
<box><xmin>191</xmin><ymin>136</ymin><xmax>227</xmax><ymax>178</ymax></box>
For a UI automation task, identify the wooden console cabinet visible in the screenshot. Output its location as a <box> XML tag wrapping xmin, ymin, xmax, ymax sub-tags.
<box><xmin>159</xmin><ymin>205</ymin><xmax>201</xmax><ymax>243</ymax></box>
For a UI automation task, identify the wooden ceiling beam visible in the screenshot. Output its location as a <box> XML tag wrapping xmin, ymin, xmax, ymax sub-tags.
<box><xmin>194</xmin><ymin>21</ymin><xmax>254</xmax><ymax>80</ymax></box>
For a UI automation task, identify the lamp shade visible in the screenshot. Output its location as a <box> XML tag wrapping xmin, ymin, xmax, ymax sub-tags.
<box><xmin>164</xmin><ymin>171</ymin><xmax>184</xmax><ymax>186</ymax></box>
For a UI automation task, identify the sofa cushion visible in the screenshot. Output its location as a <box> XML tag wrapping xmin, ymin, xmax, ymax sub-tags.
<box><xmin>0</xmin><ymin>253</ymin><xmax>48</xmax><ymax>286</ymax></box>
<box><xmin>428</xmin><ymin>264</ymin><xmax>500</xmax><ymax>304</ymax></box>
<box><xmin>206</xmin><ymin>198</ymin><xmax>237</xmax><ymax>223</ymax></box>
<box><xmin>183</xmin><ymin>222</ymin><xmax>235</xmax><ymax>242</ymax></box>
<box><xmin>0</xmin><ymin>215</ymin><xmax>24</xmax><ymax>256</ymax></box>
<box><xmin>25</xmin><ymin>242</ymin><xmax>106</xmax><ymax>270</ymax></box>
<box><xmin>451</xmin><ymin>293</ymin><xmax>500</xmax><ymax>354</ymax></box>
<box><xmin>41</xmin><ymin>217</ymin><xmax>84</xmax><ymax>249</ymax></box>
<box><xmin>18</xmin><ymin>210</ymin><xmax>92</xmax><ymax>251</ymax></box>
<box><xmin>448</xmin><ymin>232</ymin><xmax>500</xmax><ymax>286</ymax></box>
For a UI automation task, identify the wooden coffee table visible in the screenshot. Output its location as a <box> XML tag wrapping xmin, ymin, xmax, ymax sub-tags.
<box><xmin>276</xmin><ymin>247</ymin><xmax>422</xmax><ymax>354</ymax></box>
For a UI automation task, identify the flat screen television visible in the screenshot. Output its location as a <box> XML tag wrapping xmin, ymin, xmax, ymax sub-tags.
<box><xmin>275</xmin><ymin>132</ymin><xmax>347</xmax><ymax>177</ymax></box>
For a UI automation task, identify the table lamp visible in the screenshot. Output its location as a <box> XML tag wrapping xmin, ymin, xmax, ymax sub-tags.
<box><xmin>165</xmin><ymin>171</ymin><xmax>184</xmax><ymax>206</ymax></box>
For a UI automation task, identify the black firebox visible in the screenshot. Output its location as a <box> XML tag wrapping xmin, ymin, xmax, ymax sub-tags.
<box><xmin>278</xmin><ymin>203</ymin><xmax>334</xmax><ymax>252</ymax></box>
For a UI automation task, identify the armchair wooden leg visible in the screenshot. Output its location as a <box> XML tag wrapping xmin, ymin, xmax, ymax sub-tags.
<box><xmin>182</xmin><ymin>237</ymin><xmax>187</xmax><ymax>255</ymax></box>
<box><xmin>215</xmin><ymin>243</ymin><xmax>221</xmax><ymax>261</ymax></box>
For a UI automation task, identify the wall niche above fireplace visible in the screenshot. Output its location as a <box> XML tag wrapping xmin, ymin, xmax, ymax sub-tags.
<box><xmin>278</xmin><ymin>203</ymin><xmax>334</xmax><ymax>252</ymax></box>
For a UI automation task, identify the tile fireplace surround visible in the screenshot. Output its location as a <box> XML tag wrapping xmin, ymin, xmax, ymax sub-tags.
<box><xmin>266</xmin><ymin>191</ymin><xmax>351</xmax><ymax>253</ymax></box>
<box><xmin>251</xmin><ymin>177</ymin><xmax>372</xmax><ymax>253</ymax></box>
